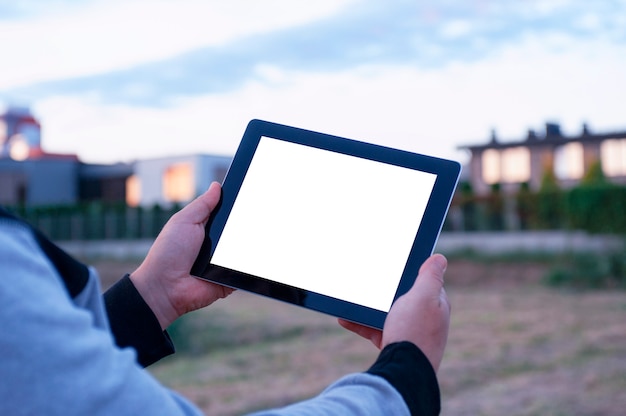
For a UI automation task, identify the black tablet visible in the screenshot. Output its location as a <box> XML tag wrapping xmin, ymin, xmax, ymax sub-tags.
<box><xmin>191</xmin><ymin>119</ymin><xmax>460</xmax><ymax>329</ymax></box>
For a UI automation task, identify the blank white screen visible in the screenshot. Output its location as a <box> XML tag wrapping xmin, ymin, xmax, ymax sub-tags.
<box><xmin>211</xmin><ymin>137</ymin><xmax>437</xmax><ymax>312</ymax></box>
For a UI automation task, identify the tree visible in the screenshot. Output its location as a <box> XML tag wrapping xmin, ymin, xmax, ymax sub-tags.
<box><xmin>516</xmin><ymin>182</ymin><xmax>534</xmax><ymax>230</ymax></box>
<box><xmin>536</xmin><ymin>162</ymin><xmax>563</xmax><ymax>229</ymax></box>
<box><xmin>459</xmin><ymin>181</ymin><xmax>478</xmax><ymax>231</ymax></box>
<box><xmin>486</xmin><ymin>183</ymin><xmax>505</xmax><ymax>231</ymax></box>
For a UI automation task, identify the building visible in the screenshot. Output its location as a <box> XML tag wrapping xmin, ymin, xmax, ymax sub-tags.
<box><xmin>0</xmin><ymin>106</ymin><xmax>42</xmax><ymax>160</ymax></box>
<box><xmin>127</xmin><ymin>154</ymin><xmax>230</xmax><ymax>207</ymax></box>
<box><xmin>0</xmin><ymin>106</ymin><xmax>232</xmax><ymax>207</ymax></box>
<box><xmin>0</xmin><ymin>106</ymin><xmax>83</xmax><ymax>205</ymax></box>
<box><xmin>0</xmin><ymin>157</ymin><xmax>78</xmax><ymax>206</ymax></box>
<box><xmin>459</xmin><ymin>122</ymin><xmax>626</xmax><ymax>195</ymax></box>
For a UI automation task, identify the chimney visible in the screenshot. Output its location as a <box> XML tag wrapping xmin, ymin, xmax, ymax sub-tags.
<box><xmin>545</xmin><ymin>122</ymin><xmax>561</xmax><ymax>138</ymax></box>
<box><xmin>490</xmin><ymin>128</ymin><xmax>498</xmax><ymax>144</ymax></box>
<box><xmin>582</xmin><ymin>122</ymin><xmax>591</xmax><ymax>136</ymax></box>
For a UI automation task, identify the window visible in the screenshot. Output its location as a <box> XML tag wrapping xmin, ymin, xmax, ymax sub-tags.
<box><xmin>0</xmin><ymin>120</ymin><xmax>7</xmax><ymax>145</ymax></box>
<box><xmin>501</xmin><ymin>147</ymin><xmax>530</xmax><ymax>183</ymax></box>
<box><xmin>554</xmin><ymin>142</ymin><xmax>584</xmax><ymax>180</ymax></box>
<box><xmin>126</xmin><ymin>175</ymin><xmax>141</xmax><ymax>207</ymax></box>
<box><xmin>482</xmin><ymin>149</ymin><xmax>500</xmax><ymax>184</ymax></box>
<box><xmin>601</xmin><ymin>139</ymin><xmax>626</xmax><ymax>176</ymax></box>
<box><xmin>8</xmin><ymin>134</ymin><xmax>30</xmax><ymax>161</ymax></box>
<box><xmin>163</xmin><ymin>163</ymin><xmax>194</xmax><ymax>202</ymax></box>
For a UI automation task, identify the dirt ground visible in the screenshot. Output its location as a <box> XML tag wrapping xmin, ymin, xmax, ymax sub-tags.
<box><xmin>94</xmin><ymin>258</ymin><xmax>626</xmax><ymax>415</ymax></box>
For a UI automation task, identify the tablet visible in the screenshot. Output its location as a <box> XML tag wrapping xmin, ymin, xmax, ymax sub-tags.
<box><xmin>191</xmin><ymin>119</ymin><xmax>460</xmax><ymax>329</ymax></box>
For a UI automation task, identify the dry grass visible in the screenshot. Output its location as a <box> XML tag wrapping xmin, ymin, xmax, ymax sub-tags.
<box><xmin>95</xmin><ymin>258</ymin><xmax>626</xmax><ymax>415</ymax></box>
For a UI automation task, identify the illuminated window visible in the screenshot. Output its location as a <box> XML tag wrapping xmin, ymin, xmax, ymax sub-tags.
<box><xmin>0</xmin><ymin>120</ymin><xmax>7</xmax><ymax>145</ymax></box>
<box><xmin>8</xmin><ymin>134</ymin><xmax>30</xmax><ymax>161</ymax></box>
<box><xmin>126</xmin><ymin>175</ymin><xmax>141</xmax><ymax>207</ymax></box>
<box><xmin>554</xmin><ymin>142</ymin><xmax>584</xmax><ymax>180</ymax></box>
<box><xmin>601</xmin><ymin>139</ymin><xmax>626</xmax><ymax>176</ymax></box>
<box><xmin>163</xmin><ymin>163</ymin><xmax>194</xmax><ymax>202</ymax></box>
<box><xmin>482</xmin><ymin>149</ymin><xmax>501</xmax><ymax>184</ymax></box>
<box><xmin>501</xmin><ymin>147</ymin><xmax>530</xmax><ymax>183</ymax></box>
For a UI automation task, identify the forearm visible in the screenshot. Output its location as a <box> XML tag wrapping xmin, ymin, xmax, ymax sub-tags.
<box><xmin>104</xmin><ymin>274</ymin><xmax>175</xmax><ymax>367</ymax></box>
<box><xmin>249</xmin><ymin>342</ymin><xmax>440</xmax><ymax>416</ymax></box>
<box><xmin>367</xmin><ymin>342</ymin><xmax>441</xmax><ymax>415</ymax></box>
<box><xmin>248</xmin><ymin>373</ymin><xmax>410</xmax><ymax>416</ymax></box>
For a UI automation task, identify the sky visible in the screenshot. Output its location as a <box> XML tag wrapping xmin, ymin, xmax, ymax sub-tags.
<box><xmin>1</xmin><ymin>0</ymin><xmax>625</xmax><ymax>166</ymax></box>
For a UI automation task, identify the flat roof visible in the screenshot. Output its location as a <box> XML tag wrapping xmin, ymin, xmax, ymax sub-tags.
<box><xmin>459</xmin><ymin>129</ymin><xmax>626</xmax><ymax>151</ymax></box>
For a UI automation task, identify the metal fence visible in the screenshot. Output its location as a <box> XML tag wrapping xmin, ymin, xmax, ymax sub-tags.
<box><xmin>8</xmin><ymin>183</ymin><xmax>626</xmax><ymax>241</ymax></box>
<box><xmin>11</xmin><ymin>203</ymin><xmax>179</xmax><ymax>241</ymax></box>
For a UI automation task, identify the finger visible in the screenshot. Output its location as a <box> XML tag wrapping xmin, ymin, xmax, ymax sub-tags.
<box><xmin>178</xmin><ymin>182</ymin><xmax>222</xmax><ymax>225</ymax></box>
<box><xmin>411</xmin><ymin>253</ymin><xmax>447</xmax><ymax>295</ymax></box>
<box><xmin>199</xmin><ymin>280</ymin><xmax>236</xmax><ymax>300</ymax></box>
<box><xmin>338</xmin><ymin>319</ymin><xmax>383</xmax><ymax>348</ymax></box>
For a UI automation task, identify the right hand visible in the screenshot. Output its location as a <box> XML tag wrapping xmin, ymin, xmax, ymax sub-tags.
<box><xmin>339</xmin><ymin>253</ymin><xmax>451</xmax><ymax>372</ymax></box>
<box><xmin>130</xmin><ymin>182</ymin><xmax>234</xmax><ymax>330</ymax></box>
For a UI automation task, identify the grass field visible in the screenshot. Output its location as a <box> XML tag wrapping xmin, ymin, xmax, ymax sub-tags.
<box><xmin>95</xmin><ymin>257</ymin><xmax>626</xmax><ymax>415</ymax></box>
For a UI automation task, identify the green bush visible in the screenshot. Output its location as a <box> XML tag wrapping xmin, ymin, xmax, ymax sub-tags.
<box><xmin>562</xmin><ymin>159</ymin><xmax>626</xmax><ymax>234</ymax></box>
<box><xmin>534</xmin><ymin>168</ymin><xmax>565</xmax><ymax>230</ymax></box>
<box><xmin>565</xmin><ymin>185</ymin><xmax>626</xmax><ymax>234</ymax></box>
<box><xmin>544</xmin><ymin>248</ymin><xmax>626</xmax><ymax>289</ymax></box>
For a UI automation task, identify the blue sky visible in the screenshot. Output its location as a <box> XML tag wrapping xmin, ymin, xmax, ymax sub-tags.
<box><xmin>1</xmin><ymin>0</ymin><xmax>625</xmax><ymax>164</ymax></box>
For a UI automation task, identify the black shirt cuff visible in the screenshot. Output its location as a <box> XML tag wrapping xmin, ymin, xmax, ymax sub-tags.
<box><xmin>104</xmin><ymin>274</ymin><xmax>175</xmax><ymax>367</ymax></box>
<box><xmin>367</xmin><ymin>341</ymin><xmax>441</xmax><ymax>415</ymax></box>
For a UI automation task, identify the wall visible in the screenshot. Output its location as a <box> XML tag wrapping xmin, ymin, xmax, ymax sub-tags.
<box><xmin>0</xmin><ymin>158</ymin><xmax>78</xmax><ymax>205</ymax></box>
<box><xmin>58</xmin><ymin>231</ymin><xmax>624</xmax><ymax>261</ymax></box>
<box><xmin>133</xmin><ymin>154</ymin><xmax>232</xmax><ymax>206</ymax></box>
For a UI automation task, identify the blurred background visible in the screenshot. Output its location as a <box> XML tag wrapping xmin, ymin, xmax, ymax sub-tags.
<box><xmin>1</xmin><ymin>1</ymin><xmax>625</xmax><ymax>414</ymax></box>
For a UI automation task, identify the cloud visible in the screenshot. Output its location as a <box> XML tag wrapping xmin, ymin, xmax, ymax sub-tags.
<box><xmin>0</xmin><ymin>0</ymin><xmax>357</xmax><ymax>89</ymax></box>
<box><xmin>34</xmin><ymin>31</ymin><xmax>626</xmax><ymax>165</ymax></box>
<box><xmin>3</xmin><ymin>0</ymin><xmax>626</xmax><ymax>165</ymax></box>
<box><xmin>4</xmin><ymin>0</ymin><xmax>625</xmax><ymax>109</ymax></box>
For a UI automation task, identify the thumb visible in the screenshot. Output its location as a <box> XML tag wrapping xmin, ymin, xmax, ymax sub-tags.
<box><xmin>411</xmin><ymin>253</ymin><xmax>447</xmax><ymax>295</ymax></box>
<box><xmin>174</xmin><ymin>182</ymin><xmax>222</xmax><ymax>225</ymax></box>
<box><xmin>381</xmin><ymin>253</ymin><xmax>451</xmax><ymax>371</ymax></box>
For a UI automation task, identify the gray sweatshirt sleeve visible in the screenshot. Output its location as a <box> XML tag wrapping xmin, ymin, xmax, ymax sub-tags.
<box><xmin>0</xmin><ymin>219</ymin><xmax>411</xmax><ymax>416</ymax></box>
<box><xmin>248</xmin><ymin>373</ymin><xmax>410</xmax><ymax>415</ymax></box>
<box><xmin>0</xmin><ymin>223</ymin><xmax>203</xmax><ymax>416</ymax></box>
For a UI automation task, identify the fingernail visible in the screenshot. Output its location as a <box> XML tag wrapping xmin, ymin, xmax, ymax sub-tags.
<box><xmin>433</xmin><ymin>253</ymin><xmax>447</xmax><ymax>272</ymax></box>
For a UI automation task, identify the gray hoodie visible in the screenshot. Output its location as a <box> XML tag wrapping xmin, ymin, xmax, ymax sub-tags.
<box><xmin>0</xmin><ymin>209</ymin><xmax>438</xmax><ymax>415</ymax></box>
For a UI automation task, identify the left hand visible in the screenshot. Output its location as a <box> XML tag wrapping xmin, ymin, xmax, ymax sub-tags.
<box><xmin>130</xmin><ymin>182</ymin><xmax>234</xmax><ymax>330</ymax></box>
<box><xmin>337</xmin><ymin>319</ymin><xmax>383</xmax><ymax>349</ymax></box>
<box><xmin>338</xmin><ymin>254</ymin><xmax>450</xmax><ymax>372</ymax></box>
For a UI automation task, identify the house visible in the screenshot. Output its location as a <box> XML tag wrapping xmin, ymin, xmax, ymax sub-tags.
<box><xmin>458</xmin><ymin>122</ymin><xmax>626</xmax><ymax>195</ymax></box>
<box><xmin>0</xmin><ymin>106</ymin><xmax>232</xmax><ymax>207</ymax></box>
<box><xmin>0</xmin><ymin>106</ymin><xmax>83</xmax><ymax>205</ymax></box>
<box><xmin>127</xmin><ymin>154</ymin><xmax>231</xmax><ymax>207</ymax></box>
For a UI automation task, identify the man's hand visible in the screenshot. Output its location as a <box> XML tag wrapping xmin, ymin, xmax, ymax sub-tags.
<box><xmin>130</xmin><ymin>182</ymin><xmax>234</xmax><ymax>330</ymax></box>
<box><xmin>339</xmin><ymin>254</ymin><xmax>451</xmax><ymax>372</ymax></box>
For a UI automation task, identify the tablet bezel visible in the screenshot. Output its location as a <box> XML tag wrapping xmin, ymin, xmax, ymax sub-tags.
<box><xmin>191</xmin><ymin>119</ymin><xmax>460</xmax><ymax>329</ymax></box>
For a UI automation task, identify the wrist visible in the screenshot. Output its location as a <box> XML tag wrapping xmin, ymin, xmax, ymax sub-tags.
<box><xmin>367</xmin><ymin>342</ymin><xmax>441</xmax><ymax>415</ymax></box>
<box><xmin>104</xmin><ymin>274</ymin><xmax>175</xmax><ymax>366</ymax></box>
<box><xmin>129</xmin><ymin>268</ymin><xmax>177</xmax><ymax>330</ymax></box>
